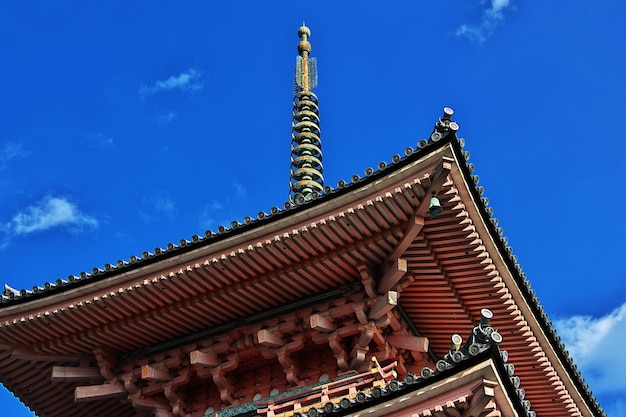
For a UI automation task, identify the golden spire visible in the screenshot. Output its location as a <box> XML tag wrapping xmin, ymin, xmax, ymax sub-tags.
<box><xmin>289</xmin><ymin>23</ymin><xmax>323</xmax><ymax>203</ymax></box>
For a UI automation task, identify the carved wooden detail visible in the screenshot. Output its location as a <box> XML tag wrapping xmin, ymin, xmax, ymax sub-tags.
<box><xmin>357</xmin><ymin>264</ymin><xmax>377</xmax><ymax>299</ymax></box>
<box><xmin>93</xmin><ymin>347</ymin><xmax>117</xmax><ymax>380</ymax></box>
<box><xmin>58</xmin><ymin>286</ymin><xmax>428</xmax><ymax>416</ymax></box>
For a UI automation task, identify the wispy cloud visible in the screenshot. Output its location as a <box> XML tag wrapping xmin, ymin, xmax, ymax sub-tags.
<box><xmin>199</xmin><ymin>200</ymin><xmax>224</xmax><ymax>229</ymax></box>
<box><xmin>554</xmin><ymin>301</ymin><xmax>626</xmax><ymax>399</ymax></box>
<box><xmin>86</xmin><ymin>132</ymin><xmax>114</xmax><ymax>148</ymax></box>
<box><xmin>199</xmin><ymin>183</ymin><xmax>249</xmax><ymax>230</ymax></box>
<box><xmin>140</xmin><ymin>68</ymin><xmax>203</xmax><ymax>98</ymax></box>
<box><xmin>209</xmin><ymin>200</ymin><xmax>224</xmax><ymax>211</ymax></box>
<box><xmin>0</xmin><ymin>142</ymin><xmax>29</xmax><ymax>169</ymax></box>
<box><xmin>456</xmin><ymin>0</ymin><xmax>513</xmax><ymax>43</ymax></box>
<box><xmin>139</xmin><ymin>192</ymin><xmax>177</xmax><ymax>223</ymax></box>
<box><xmin>4</xmin><ymin>196</ymin><xmax>98</xmax><ymax>235</ymax></box>
<box><xmin>156</xmin><ymin>111</ymin><xmax>178</xmax><ymax>125</ymax></box>
<box><xmin>155</xmin><ymin>194</ymin><xmax>176</xmax><ymax>216</ymax></box>
<box><xmin>233</xmin><ymin>181</ymin><xmax>247</xmax><ymax>197</ymax></box>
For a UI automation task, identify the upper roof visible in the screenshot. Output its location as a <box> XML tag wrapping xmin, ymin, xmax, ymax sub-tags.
<box><xmin>0</xmin><ymin>111</ymin><xmax>604</xmax><ymax>417</ymax></box>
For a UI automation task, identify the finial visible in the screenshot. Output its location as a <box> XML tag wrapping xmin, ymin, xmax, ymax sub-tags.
<box><xmin>298</xmin><ymin>22</ymin><xmax>311</xmax><ymax>39</ymax></box>
<box><xmin>289</xmin><ymin>24</ymin><xmax>323</xmax><ymax>203</ymax></box>
<box><xmin>298</xmin><ymin>23</ymin><xmax>312</xmax><ymax>55</ymax></box>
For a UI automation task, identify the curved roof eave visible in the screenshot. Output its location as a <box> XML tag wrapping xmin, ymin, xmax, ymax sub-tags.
<box><xmin>0</xmin><ymin>135</ymin><xmax>454</xmax><ymax>308</ymax></box>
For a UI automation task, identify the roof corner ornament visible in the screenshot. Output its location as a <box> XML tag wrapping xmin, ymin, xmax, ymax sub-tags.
<box><xmin>420</xmin><ymin>308</ymin><xmax>502</xmax><ymax>377</ymax></box>
<box><xmin>289</xmin><ymin>23</ymin><xmax>324</xmax><ymax>204</ymax></box>
<box><xmin>428</xmin><ymin>107</ymin><xmax>460</xmax><ymax>143</ymax></box>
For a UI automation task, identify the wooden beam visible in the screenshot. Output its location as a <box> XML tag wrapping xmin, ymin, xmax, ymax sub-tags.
<box><xmin>74</xmin><ymin>383</ymin><xmax>126</xmax><ymax>402</ymax></box>
<box><xmin>386</xmin><ymin>335</ymin><xmax>429</xmax><ymax>352</ymax></box>
<box><xmin>388</xmin><ymin>215</ymin><xmax>425</xmax><ymax>262</ymax></box>
<box><xmin>131</xmin><ymin>396</ymin><xmax>172</xmax><ymax>411</ymax></box>
<box><xmin>310</xmin><ymin>314</ymin><xmax>335</xmax><ymax>332</ymax></box>
<box><xmin>416</xmin><ymin>158</ymin><xmax>453</xmax><ymax>217</ymax></box>
<box><xmin>51</xmin><ymin>366</ymin><xmax>102</xmax><ymax>382</ymax></box>
<box><xmin>377</xmin><ymin>258</ymin><xmax>407</xmax><ymax>294</ymax></box>
<box><xmin>141</xmin><ymin>364</ymin><xmax>170</xmax><ymax>381</ymax></box>
<box><xmin>12</xmin><ymin>346</ymin><xmax>80</xmax><ymax>363</ymax></box>
<box><xmin>257</xmin><ymin>329</ymin><xmax>284</xmax><ymax>347</ymax></box>
<box><xmin>190</xmin><ymin>350</ymin><xmax>220</xmax><ymax>367</ymax></box>
<box><xmin>368</xmin><ymin>291</ymin><xmax>398</xmax><ymax>320</ymax></box>
<box><xmin>462</xmin><ymin>380</ymin><xmax>496</xmax><ymax>417</ymax></box>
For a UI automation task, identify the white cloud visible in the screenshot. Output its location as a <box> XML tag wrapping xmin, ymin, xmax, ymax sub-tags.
<box><xmin>140</xmin><ymin>68</ymin><xmax>203</xmax><ymax>98</ymax></box>
<box><xmin>5</xmin><ymin>196</ymin><xmax>98</xmax><ymax>235</ymax></box>
<box><xmin>456</xmin><ymin>0</ymin><xmax>513</xmax><ymax>43</ymax></box>
<box><xmin>554</xmin><ymin>301</ymin><xmax>626</xmax><ymax>397</ymax></box>
<box><xmin>0</xmin><ymin>142</ymin><xmax>29</xmax><ymax>169</ymax></box>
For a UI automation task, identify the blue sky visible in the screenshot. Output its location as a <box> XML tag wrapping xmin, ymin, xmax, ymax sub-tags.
<box><xmin>1</xmin><ymin>1</ymin><xmax>625</xmax><ymax>415</ymax></box>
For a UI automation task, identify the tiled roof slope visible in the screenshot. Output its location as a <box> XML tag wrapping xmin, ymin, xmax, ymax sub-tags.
<box><xmin>0</xmin><ymin>108</ymin><xmax>604</xmax><ymax>416</ymax></box>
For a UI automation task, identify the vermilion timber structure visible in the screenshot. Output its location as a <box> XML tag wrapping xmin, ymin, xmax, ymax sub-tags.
<box><xmin>0</xmin><ymin>25</ymin><xmax>603</xmax><ymax>417</ymax></box>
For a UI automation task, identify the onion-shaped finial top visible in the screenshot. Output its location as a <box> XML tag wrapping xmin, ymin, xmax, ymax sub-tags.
<box><xmin>298</xmin><ymin>23</ymin><xmax>311</xmax><ymax>55</ymax></box>
<box><xmin>298</xmin><ymin>23</ymin><xmax>311</xmax><ymax>39</ymax></box>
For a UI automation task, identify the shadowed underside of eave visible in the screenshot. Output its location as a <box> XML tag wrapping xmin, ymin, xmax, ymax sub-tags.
<box><xmin>401</xmin><ymin>180</ymin><xmax>586</xmax><ymax>417</ymax></box>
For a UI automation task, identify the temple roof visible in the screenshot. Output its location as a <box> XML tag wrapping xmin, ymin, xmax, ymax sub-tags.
<box><xmin>0</xmin><ymin>112</ymin><xmax>603</xmax><ymax>417</ymax></box>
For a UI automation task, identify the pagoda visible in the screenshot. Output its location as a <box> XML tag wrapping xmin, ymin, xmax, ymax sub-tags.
<box><xmin>0</xmin><ymin>24</ymin><xmax>603</xmax><ymax>417</ymax></box>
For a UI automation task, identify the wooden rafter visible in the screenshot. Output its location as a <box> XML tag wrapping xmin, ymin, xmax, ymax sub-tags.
<box><xmin>51</xmin><ymin>365</ymin><xmax>102</xmax><ymax>382</ymax></box>
<box><xmin>387</xmin><ymin>157</ymin><xmax>452</xmax><ymax>264</ymax></box>
<box><xmin>189</xmin><ymin>350</ymin><xmax>220</xmax><ymax>367</ymax></box>
<box><xmin>74</xmin><ymin>383</ymin><xmax>126</xmax><ymax>403</ymax></box>
<box><xmin>11</xmin><ymin>346</ymin><xmax>82</xmax><ymax>363</ymax></box>
<box><xmin>386</xmin><ymin>334</ymin><xmax>429</xmax><ymax>353</ymax></box>
<box><xmin>388</xmin><ymin>216</ymin><xmax>425</xmax><ymax>262</ymax></box>
<box><xmin>462</xmin><ymin>379</ymin><xmax>497</xmax><ymax>417</ymax></box>
<box><xmin>416</xmin><ymin>157</ymin><xmax>453</xmax><ymax>217</ymax></box>
<box><xmin>310</xmin><ymin>313</ymin><xmax>335</xmax><ymax>332</ymax></box>
<box><xmin>377</xmin><ymin>259</ymin><xmax>407</xmax><ymax>294</ymax></box>
<box><xmin>368</xmin><ymin>291</ymin><xmax>398</xmax><ymax>320</ymax></box>
<box><xmin>141</xmin><ymin>364</ymin><xmax>170</xmax><ymax>381</ymax></box>
<box><xmin>257</xmin><ymin>329</ymin><xmax>284</xmax><ymax>347</ymax></box>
